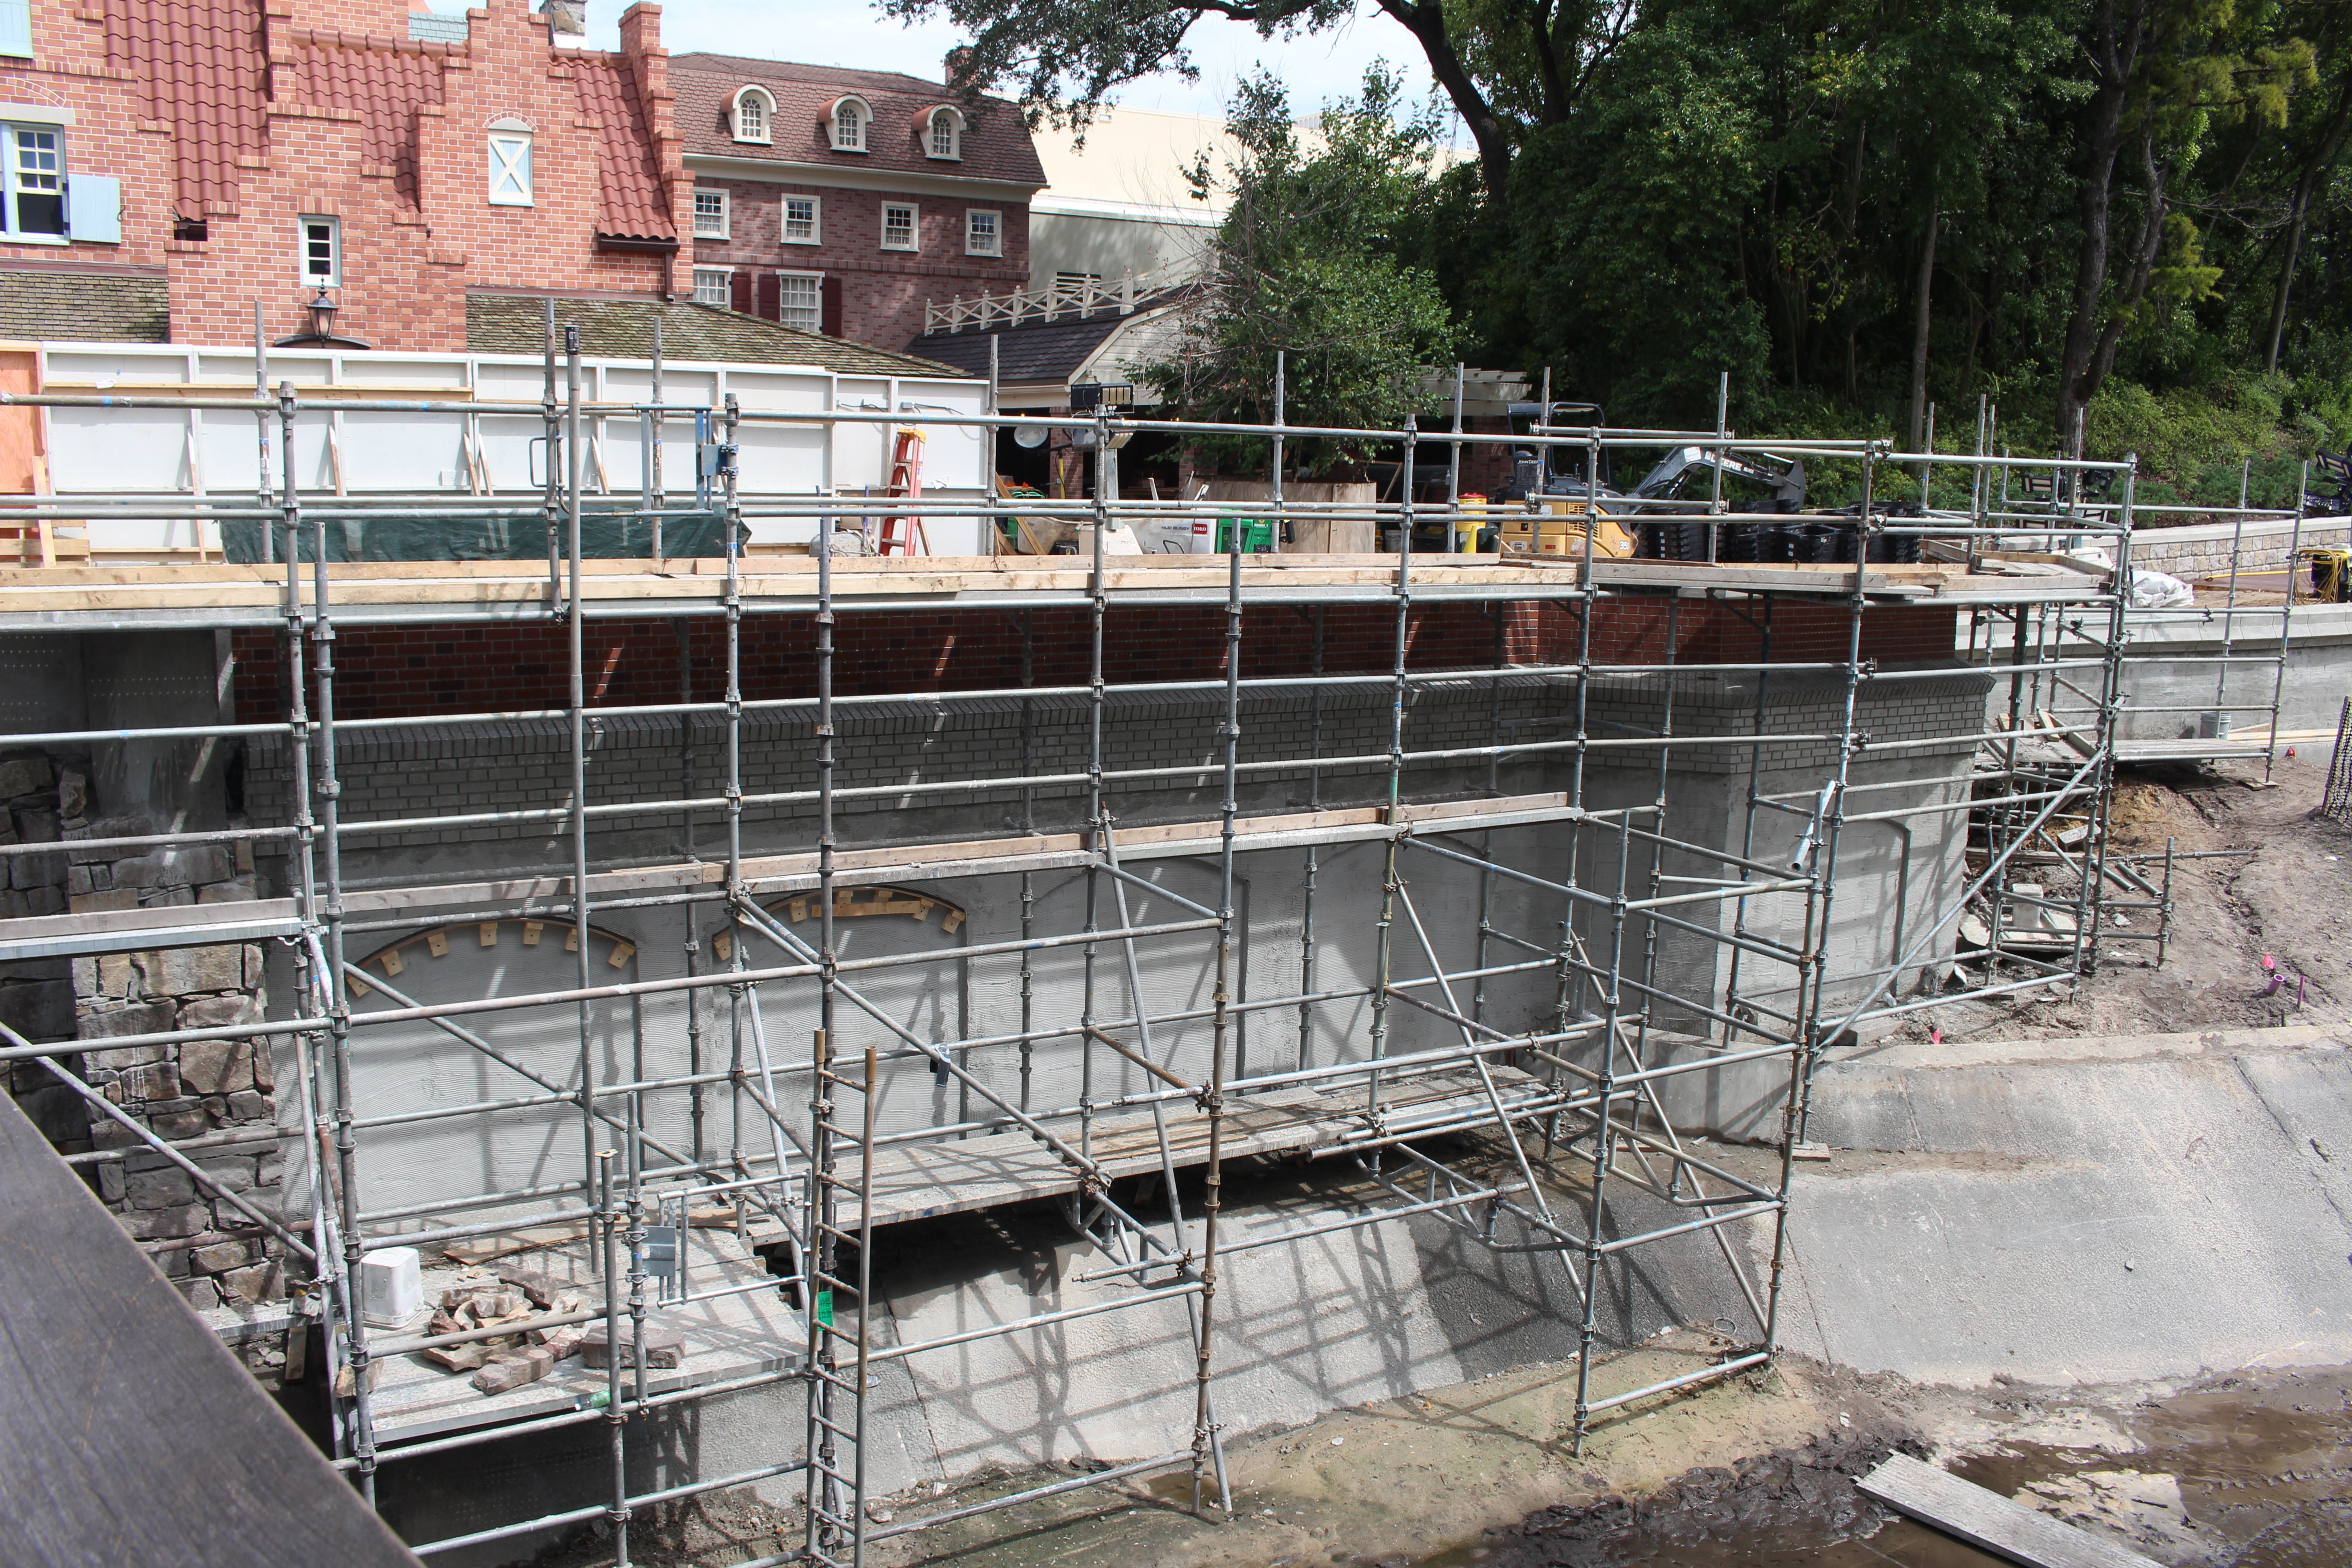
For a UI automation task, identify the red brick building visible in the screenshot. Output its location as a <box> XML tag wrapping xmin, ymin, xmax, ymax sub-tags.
<box><xmin>0</xmin><ymin>0</ymin><xmax>691</xmax><ymax>349</ymax></box>
<box><xmin>671</xmin><ymin>54</ymin><xmax>1043</xmax><ymax>350</ymax></box>
<box><xmin>0</xmin><ymin>0</ymin><xmax>1041</xmax><ymax>356</ymax></box>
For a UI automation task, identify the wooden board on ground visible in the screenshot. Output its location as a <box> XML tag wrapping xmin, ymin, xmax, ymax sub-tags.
<box><xmin>440</xmin><ymin>1220</ymin><xmax>592</xmax><ymax>1264</ymax></box>
<box><xmin>1858</xmin><ymin>1453</ymin><xmax>2163</xmax><ymax>1568</ymax></box>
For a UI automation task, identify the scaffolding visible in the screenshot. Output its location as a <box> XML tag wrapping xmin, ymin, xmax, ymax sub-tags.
<box><xmin>0</xmin><ymin>339</ymin><xmax>2157</xmax><ymax>1567</ymax></box>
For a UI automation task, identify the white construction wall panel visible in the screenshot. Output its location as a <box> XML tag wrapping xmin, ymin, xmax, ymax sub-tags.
<box><xmin>22</xmin><ymin>343</ymin><xmax>983</xmax><ymax>556</ymax></box>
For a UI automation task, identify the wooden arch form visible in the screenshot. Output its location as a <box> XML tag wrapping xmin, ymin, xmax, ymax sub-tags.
<box><xmin>347</xmin><ymin>918</ymin><xmax>638</xmax><ymax>998</ymax></box>
<box><xmin>710</xmin><ymin>885</ymin><xmax>965</xmax><ymax>962</ymax></box>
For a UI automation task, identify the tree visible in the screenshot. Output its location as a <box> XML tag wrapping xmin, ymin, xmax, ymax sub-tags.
<box><xmin>888</xmin><ymin>0</ymin><xmax>1640</xmax><ymax>215</ymax></box>
<box><xmin>2053</xmin><ymin>0</ymin><xmax>2311</xmax><ymax>455</ymax></box>
<box><xmin>1142</xmin><ymin>70</ymin><xmax>1461</xmax><ymax>471</ymax></box>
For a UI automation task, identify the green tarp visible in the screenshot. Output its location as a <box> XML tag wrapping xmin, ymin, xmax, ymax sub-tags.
<box><xmin>221</xmin><ymin>505</ymin><xmax>726</xmax><ymax>563</ymax></box>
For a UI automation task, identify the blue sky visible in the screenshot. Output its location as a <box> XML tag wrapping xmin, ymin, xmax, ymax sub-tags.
<box><xmin>574</xmin><ymin>0</ymin><xmax>1454</xmax><ymax>132</ymax></box>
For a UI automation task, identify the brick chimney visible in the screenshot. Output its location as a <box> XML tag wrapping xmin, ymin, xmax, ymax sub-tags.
<box><xmin>617</xmin><ymin>4</ymin><xmax>687</xmax><ymax>292</ymax></box>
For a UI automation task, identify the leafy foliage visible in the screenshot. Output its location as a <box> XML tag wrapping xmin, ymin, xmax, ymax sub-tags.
<box><xmin>894</xmin><ymin>0</ymin><xmax>2352</xmax><ymax>501</ymax></box>
<box><xmin>1144</xmin><ymin>69</ymin><xmax>1461</xmax><ymax>472</ymax></box>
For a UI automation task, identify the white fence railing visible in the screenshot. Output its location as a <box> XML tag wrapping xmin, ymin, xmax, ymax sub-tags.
<box><xmin>923</xmin><ymin>265</ymin><xmax>1191</xmax><ymax>335</ymax></box>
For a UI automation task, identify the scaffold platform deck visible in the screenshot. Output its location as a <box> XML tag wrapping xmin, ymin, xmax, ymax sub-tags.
<box><xmin>364</xmin><ymin>1226</ymin><xmax>796</xmax><ymax>1446</ymax></box>
<box><xmin>839</xmin><ymin>1060</ymin><xmax>1566</xmax><ymax>1234</ymax></box>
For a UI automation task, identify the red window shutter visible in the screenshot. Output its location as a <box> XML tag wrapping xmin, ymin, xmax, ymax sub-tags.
<box><xmin>728</xmin><ymin>271</ymin><xmax>751</xmax><ymax>314</ymax></box>
<box><xmin>756</xmin><ymin>273</ymin><xmax>781</xmax><ymax>321</ymax></box>
<box><xmin>821</xmin><ymin>275</ymin><xmax>844</xmax><ymax>338</ymax></box>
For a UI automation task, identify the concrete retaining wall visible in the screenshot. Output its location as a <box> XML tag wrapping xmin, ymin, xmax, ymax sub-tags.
<box><xmin>2115</xmin><ymin>601</ymin><xmax>2352</xmax><ymax>740</ymax></box>
<box><xmin>227</xmin><ymin>664</ymin><xmax>1989</xmax><ymax>1222</ymax></box>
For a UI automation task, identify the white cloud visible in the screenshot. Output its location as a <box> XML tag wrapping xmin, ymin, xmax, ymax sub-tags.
<box><xmin>581</xmin><ymin>0</ymin><xmax>1457</xmax><ymax>138</ymax></box>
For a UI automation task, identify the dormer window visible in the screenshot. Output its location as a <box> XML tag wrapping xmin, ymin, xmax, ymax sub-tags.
<box><xmin>487</xmin><ymin>118</ymin><xmax>533</xmax><ymax>206</ymax></box>
<box><xmin>827</xmin><ymin>96</ymin><xmax>871</xmax><ymax>153</ymax></box>
<box><xmin>925</xmin><ymin>106</ymin><xmax>964</xmax><ymax>161</ymax></box>
<box><xmin>730</xmin><ymin>85</ymin><xmax>774</xmax><ymax>146</ymax></box>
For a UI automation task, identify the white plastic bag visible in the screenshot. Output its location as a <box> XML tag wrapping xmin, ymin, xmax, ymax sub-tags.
<box><xmin>2128</xmin><ymin>568</ymin><xmax>2194</xmax><ymax>608</ymax></box>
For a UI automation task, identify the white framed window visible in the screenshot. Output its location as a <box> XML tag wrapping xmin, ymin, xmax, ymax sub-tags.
<box><xmin>781</xmin><ymin>194</ymin><xmax>819</xmax><ymax>245</ymax></box>
<box><xmin>3</xmin><ymin>122</ymin><xmax>64</xmax><ymax>238</ymax></box>
<box><xmin>730</xmin><ymin>85</ymin><xmax>774</xmax><ymax>145</ymax></box>
<box><xmin>964</xmin><ymin>208</ymin><xmax>1000</xmax><ymax>257</ymax></box>
<box><xmin>925</xmin><ymin>106</ymin><xmax>963</xmax><ymax>161</ymax></box>
<box><xmin>298</xmin><ymin>213</ymin><xmax>339</xmax><ymax>285</ymax></box>
<box><xmin>778</xmin><ymin>272</ymin><xmax>821</xmax><ymax>332</ymax></box>
<box><xmin>880</xmin><ymin>201</ymin><xmax>917</xmax><ymax>251</ymax></box>
<box><xmin>692</xmin><ymin>266</ymin><xmax>731</xmax><ymax>307</ymax></box>
<box><xmin>827</xmin><ymin>95</ymin><xmax>870</xmax><ymax>152</ymax></box>
<box><xmin>487</xmin><ymin>121</ymin><xmax>533</xmax><ymax>206</ymax></box>
<box><xmin>692</xmin><ymin>188</ymin><xmax>729</xmax><ymax>238</ymax></box>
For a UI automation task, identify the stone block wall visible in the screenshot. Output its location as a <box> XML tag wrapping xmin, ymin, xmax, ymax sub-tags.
<box><xmin>0</xmin><ymin>745</ymin><xmax>285</xmax><ymax>1315</ymax></box>
<box><xmin>2125</xmin><ymin>516</ymin><xmax>2352</xmax><ymax>579</ymax></box>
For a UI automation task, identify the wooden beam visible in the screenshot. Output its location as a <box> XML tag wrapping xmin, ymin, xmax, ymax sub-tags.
<box><xmin>1857</xmin><ymin>1453</ymin><xmax>2163</xmax><ymax>1568</ymax></box>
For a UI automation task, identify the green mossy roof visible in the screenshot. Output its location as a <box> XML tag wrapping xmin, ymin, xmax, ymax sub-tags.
<box><xmin>467</xmin><ymin>294</ymin><xmax>970</xmax><ymax>377</ymax></box>
<box><xmin>0</xmin><ymin>269</ymin><xmax>168</xmax><ymax>343</ymax></box>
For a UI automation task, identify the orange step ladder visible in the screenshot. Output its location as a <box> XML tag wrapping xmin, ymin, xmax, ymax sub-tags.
<box><xmin>874</xmin><ymin>428</ymin><xmax>928</xmax><ymax>555</ymax></box>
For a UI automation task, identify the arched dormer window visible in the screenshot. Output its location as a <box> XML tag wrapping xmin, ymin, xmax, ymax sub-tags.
<box><xmin>827</xmin><ymin>95</ymin><xmax>871</xmax><ymax>153</ymax></box>
<box><xmin>924</xmin><ymin>105</ymin><xmax>964</xmax><ymax>161</ymax></box>
<box><xmin>487</xmin><ymin>116</ymin><xmax>534</xmax><ymax>206</ymax></box>
<box><xmin>730</xmin><ymin>85</ymin><xmax>774</xmax><ymax>145</ymax></box>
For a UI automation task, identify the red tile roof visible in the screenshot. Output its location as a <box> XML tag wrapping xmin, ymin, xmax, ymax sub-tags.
<box><xmin>670</xmin><ymin>54</ymin><xmax>1046</xmax><ymax>188</ymax></box>
<box><xmin>104</xmin><ymin>0</ymin><xmax>270</xmax><ymax>219</ymax></box>
<box><xmin>280</xmin><ymin>29</ymin><xmax>452</xmax><ymax>208</ymax></box>
<box><xmin>571</xmin><ymin>55</ymin><xmax>675</xmax><ymax>242</ymax></box>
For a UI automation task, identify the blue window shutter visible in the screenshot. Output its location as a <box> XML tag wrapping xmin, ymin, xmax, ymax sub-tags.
<box><xmin>0</xmin><ymin>0</ymin><xmax>32</xmax><ymax>59</ymax></box>
<box><xmin>68</xmin><ymin>175</ymin><xmax>119</xmax><ymax>243</ymax></box>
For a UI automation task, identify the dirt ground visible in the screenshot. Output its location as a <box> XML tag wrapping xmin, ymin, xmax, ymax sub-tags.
<box><xmin>536</xmin><ymin>1338</ymin><xmax>2352</xmax><ymax>1567</ymax></box>
<box><xmin>1880</xmin><ymin>750</ymin><xmax>2352</xmax><ymax>1044</ymax></box>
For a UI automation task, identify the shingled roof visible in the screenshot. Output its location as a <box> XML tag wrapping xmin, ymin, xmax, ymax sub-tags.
<box><xmin>908</xmin><ymin>313</ymin><xmax>1129</xmax><ymax>385</ymax></box>
<box><xmin>469</xmin><ymin>293</ymin><xmax>970</xmax><ymax>377</ymax></box>
<box><xmin>906</xmin><ymin>290</ymin><xmax>1193</xmax><ymax>390</ymax></box>
<box><xmin>0</xmin><ymin>269</ymin><xmax>169</xmax><ymax>343</ymax></box>
<box><xmin>670</xmin><ymin>54</ymin><xmax>1046</xmax><ymax>188</ymax></box>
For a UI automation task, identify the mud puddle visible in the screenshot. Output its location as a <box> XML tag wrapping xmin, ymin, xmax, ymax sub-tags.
<box><xmin>1452</xmin><ymin>1367</ymin><xmax>2352</xmax><ymax>1568</ymax></box>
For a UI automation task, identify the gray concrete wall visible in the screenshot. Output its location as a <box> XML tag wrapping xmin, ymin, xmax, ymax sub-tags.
<box><xmin>1958</xmin><ymin>601</ymin><xmax>2352</xmax><ymax>745</ymax></box>
<box><xmin>225</xmin><ymin>664</ymin><xmax>1989</xmax><ymax>1226</ymax></box>
<box><xmin>2112</xmin><ymin>601</ymin><xmax>2352</xmax><ymax>740</ymax></box>
<box><xmin>1777</xmin><ymin>1026</ymin><xmax>2352</xmax><ymax>1385</ymax></box>
<box><xmin>0</xmin><ymin>628</ymin><xmax>2035</xmax><ymax>1560</ymax></box>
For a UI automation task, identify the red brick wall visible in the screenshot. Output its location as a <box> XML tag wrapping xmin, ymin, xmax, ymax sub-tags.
<box><xmin>231</xmin><ymin>598</ymin><xmax>1960</xmax><ymax>724</ymax></box>
<box><xmin>0</xmin><ymin>6</ymin><xmax>164</xmax><ymax>272</ymax></box>
<box><xmin>690</xmin><ymin>177</ymin><xmax>1025</xmax><ymax>351</ymax></box>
